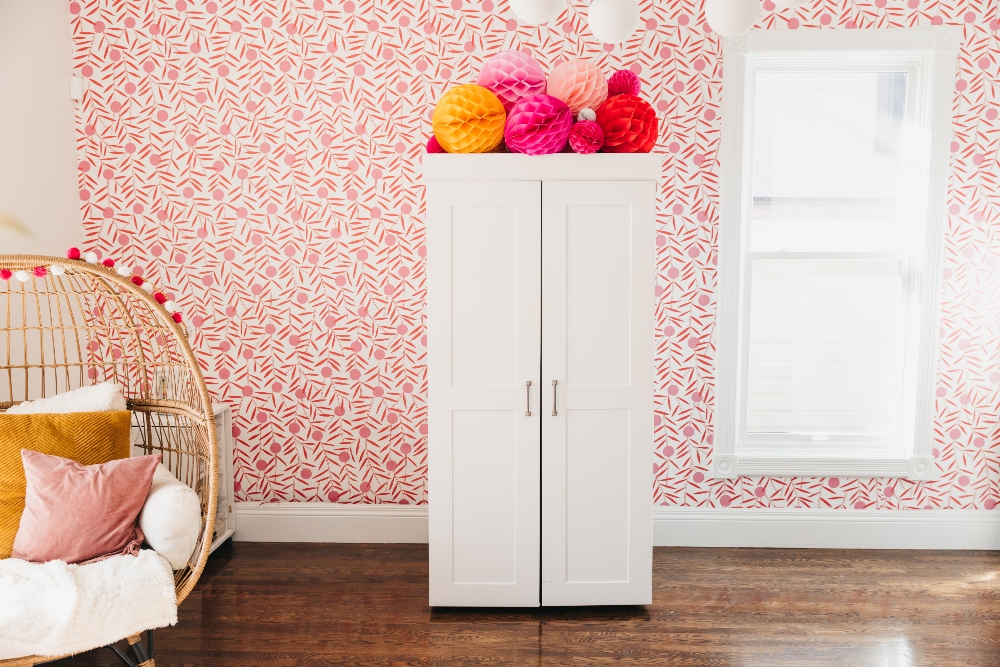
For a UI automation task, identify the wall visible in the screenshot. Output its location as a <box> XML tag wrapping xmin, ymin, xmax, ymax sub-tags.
<box><xmin>0</xmin><ymin>0</ymin><xmax>81</xmax><ymax>254</ymax></box>
<box><xmin>69</xmin><ymin>0</ymin><xmax>999</xmax><ymax>510</ymax></box>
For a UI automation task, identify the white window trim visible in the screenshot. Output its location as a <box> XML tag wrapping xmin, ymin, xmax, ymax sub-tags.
<box><xmin>713</xmin><ymin>28</ymin><xmax>959</xmax><ymax>480</ymax></box>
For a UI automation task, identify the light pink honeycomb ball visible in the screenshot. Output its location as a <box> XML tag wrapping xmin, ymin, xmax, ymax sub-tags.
<box><xmin>546</xmin><ymin>58</ymin><xmax>608</xmax><ymax>115</ymax></box>
<box><xmin>476</xmin><ymin>50</ymin><xmax>547</xmax><ymax>113</ymax></box>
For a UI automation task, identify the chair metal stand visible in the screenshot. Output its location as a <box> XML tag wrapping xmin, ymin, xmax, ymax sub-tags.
<box><xmin>105</xmin><ymin>631</ymin><xmax>154</xmax><ymax>667</ymax></box>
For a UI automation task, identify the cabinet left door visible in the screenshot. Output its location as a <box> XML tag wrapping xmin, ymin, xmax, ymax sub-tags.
<box><xmin>427</xmin><ymin>179</ymin><xmax>542</xmax><ymax>607</ymax></box>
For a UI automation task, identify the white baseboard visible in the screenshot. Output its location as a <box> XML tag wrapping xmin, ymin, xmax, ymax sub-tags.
<box><xmin>653</xmin><ymin>507</ymin><xmax>1000</xmax><ymax>550</ymax></box>
<box><xmin>234</xmin><ymin>503</ymin><xmax>428</xmax><ymax>543</ymax></box>
<box><xmin>235</xmin><ymin>503</ymin><xmax>1000</xmax><ymax>550</ymax></box>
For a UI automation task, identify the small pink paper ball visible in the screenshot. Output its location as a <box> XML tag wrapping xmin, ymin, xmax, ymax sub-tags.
<box><xmin>477</xmin><ymin>49</ymin><xmax>547</xmax><ymax>113</ymax></box>
<box><xmin>426</xmin><ymin>135</ymin><xmax>444</xmax><ymax>153</ymax></box>
<box><xmin>546</xmin><ymin>58</ymin><xmax>608</xmax><ymax>115</ymax></box>
<box><xmin>504</xmin><ymin>94</ymin><xmax>573</xmax><ymax>156</ymax></box>
<box><xmin>608</xmin><ymin>69</ymin><xmax>641</xmax><ymax>97</ymax></box>
<box><xmin>568</xmin><ymin>120</ymin><xmax>604</xmax><ymax>154</ymax></box>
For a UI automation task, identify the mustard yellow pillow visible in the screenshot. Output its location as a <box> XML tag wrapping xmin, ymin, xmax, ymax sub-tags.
<box><xmin>0</xmin><ymin>411</ymin><xmax>131</xmax><ymax>558</ymax></box>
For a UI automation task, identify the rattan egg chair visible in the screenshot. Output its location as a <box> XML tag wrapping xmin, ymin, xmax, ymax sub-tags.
<box><xmin>0</xmin><ymin>254</ymin><xmax>217</xmax><ymax>667</ymax></box>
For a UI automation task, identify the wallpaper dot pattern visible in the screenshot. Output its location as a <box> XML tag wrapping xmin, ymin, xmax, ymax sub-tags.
<box><xmin>70</xmin><ymin>0</ymin><xmax>1000</xmax><ymax>509</ymax></box>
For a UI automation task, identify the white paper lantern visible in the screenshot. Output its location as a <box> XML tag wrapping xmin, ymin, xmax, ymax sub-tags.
<box><xmin>509</xmin><ymin>0</ymin><xmax>563</xmax><ymax>25</ymax></box>
<box><xmin>587</xmin><ymin>0</ymin><xmax>641</xmax><ymax>44</ymax></box>
<box><xmin>705</xmin><ymin>0</ymin><xmax>760</xmax><ymax>37</ymax></box>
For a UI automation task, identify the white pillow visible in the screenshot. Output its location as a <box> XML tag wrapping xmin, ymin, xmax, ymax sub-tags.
<box><xmin>139</xmin><ymin>464</ymin><xmax>201</xmax><ymax>570</ymax></box>
<box><xmin>6</xmin><ymin>381</ymin><xmax>127</xmax><ymax>414</ymax></box>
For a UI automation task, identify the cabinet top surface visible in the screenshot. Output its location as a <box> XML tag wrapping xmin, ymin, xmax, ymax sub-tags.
<box><xmin>423</xmin><ymin>153</ymin><xmax>662</xmax><ymax>182</ymax></box>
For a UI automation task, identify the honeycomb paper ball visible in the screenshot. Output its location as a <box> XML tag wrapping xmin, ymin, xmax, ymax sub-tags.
<box><xmin>608</xmin><ymin>69</ymin><xmax>641</xmax><ymax>97</ymax></box>
<box><xmin>477</xmin><ymin>50</ymin><xmax>547</xmax><ymax>112</ymax></box>
<box><xmin>426</xmin><ymin>135</ymin><xmax>444</xmax><ymax>153</ymax></box>
<box><xmin>568</xmin><ymin>120</ymin><xmax>604</xmax><ymax>154</ymax></box>
<box><xmin>504</xmin><ymin>94</ymin><xmax>573</xmax><ymax>155</ymax></box>
<box><xmin>432</xmin><ymin>84</ymin><xmax>506</xmax><ymax>153</ymax></box>
<box><xmin>546</xmin><ymin>59</ymin><xmax>608</xmax><ymax>115</ymax></box>
<box><xmin>595</xmin><ymin>94</ymin><xmax>658</xmax><ymax>153</ymax></box>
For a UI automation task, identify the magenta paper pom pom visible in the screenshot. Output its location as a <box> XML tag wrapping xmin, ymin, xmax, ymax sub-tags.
<box><xmin>546</xmin><ymin>59</ymin><xmax>608</xmax><ymax>115</ymax></box>
<box><xmin>477</xmin><ymin>49</ymin><xmax>547</xmax><ymax>113</ymax></box>
<box><xmin>426</xmin><ymin>135</ymin><xmax>444</xmax><ymax>153</ymax></box>
<box><xmin>608</xmin><ymin>69</ymin><xmax>641</xmax><ymax>97</ymax></box>
<box><xmin>568</xmin><ymin>120</ymin><xmax>604</xmax><ymax>154</ymax></box>
<box><xmin>504</xmin><ymin>94</ymin><xmax>573</xmax><ymax>156</ymax></box>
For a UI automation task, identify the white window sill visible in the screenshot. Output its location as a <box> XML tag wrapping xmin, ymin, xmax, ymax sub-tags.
<box><xmin>711</xmin><ymin>454</ymin><xmax>936</xmax><ymax>480</ymax></box>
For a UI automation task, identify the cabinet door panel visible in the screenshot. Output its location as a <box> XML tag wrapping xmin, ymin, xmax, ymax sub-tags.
<box><xmin>427</xmin><ymin>180</ymin><xmax>541</xmax><ymax>607</ymax></box>
<box><xmin>541</xmin><ymin>180</ymin><xmax>654</xmax><ymax>606</ymax></box>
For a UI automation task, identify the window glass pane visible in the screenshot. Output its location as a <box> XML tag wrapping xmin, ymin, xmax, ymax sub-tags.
<box><xmin>750</xmin><ymin>71</ymin><xmax>908</xmax><ymax>253</ymax></box>
<box><xmin>746</xmin><ymin>258</ymin><xmax>906</xmax><ymax>439</ymax></box>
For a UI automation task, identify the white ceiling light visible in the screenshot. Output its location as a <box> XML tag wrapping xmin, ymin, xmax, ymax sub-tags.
<box><xmin>770</xmin><ymin>0</ymin><xmax>807</xmax><ymax>9</ymax></box>
<box><xmin>509</xmin><ymin>0</ymin><xmax>564</xmax><ymax>25</ymax></box>
<box><xmin>587</xmin><ymin>0</ymin><xmax>641</xmax><ymax>44</ymax></box>
<box><xmin>704</xmin><ymin>0</ymin><xmax>760</xmax><ymax>37</ymax></box>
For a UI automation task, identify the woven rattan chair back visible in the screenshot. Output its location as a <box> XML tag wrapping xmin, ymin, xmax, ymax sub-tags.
<box><xmin>0</xmin><ymin>254</ymin><xmax>217</xmax><ymax>665</ymax></box>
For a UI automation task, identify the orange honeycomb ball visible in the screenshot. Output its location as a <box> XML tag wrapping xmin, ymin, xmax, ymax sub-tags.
<box><xmin>432</xmin><ymin>84</ymin><xmax>506</xmax><ymax>154</ymax></box>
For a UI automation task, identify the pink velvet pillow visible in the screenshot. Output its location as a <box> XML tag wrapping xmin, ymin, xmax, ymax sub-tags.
<box><xmin>11</xmin><ymin>450</ymin><xmax>160</xmax><ymax>564</ymax></box>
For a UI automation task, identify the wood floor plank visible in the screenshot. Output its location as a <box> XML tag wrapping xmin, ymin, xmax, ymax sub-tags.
<box><xmin>46</xmin><ymin>543</ymin><xmax>1000</xmax><ymax>667</ymax></box>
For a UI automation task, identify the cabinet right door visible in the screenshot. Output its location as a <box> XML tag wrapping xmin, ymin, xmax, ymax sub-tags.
<box><xmin>541</xmin><ymin>180</ymin><xmax>654</xmax><ymax>606</ymax></box>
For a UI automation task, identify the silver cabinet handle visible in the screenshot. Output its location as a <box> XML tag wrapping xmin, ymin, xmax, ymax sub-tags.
<box><xmin>551</xmin><ymin>380</ymin><xmax>558</xmax><ymax>416</ymax></box>
<box><xmin>525</xmin><ymin>380</ymin><xmax>532</xmax><ymax>417</ymax></box>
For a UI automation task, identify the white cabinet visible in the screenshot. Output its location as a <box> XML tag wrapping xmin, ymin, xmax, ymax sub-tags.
<box><xmin>210</xmin><ymin>404</ymin><xmax>235</xmax><ymax>552</ymax></box>
<box><xmin>426</xmin><ymin>155</ymin><xmax>658</xmax><ymax>607</ymax></box>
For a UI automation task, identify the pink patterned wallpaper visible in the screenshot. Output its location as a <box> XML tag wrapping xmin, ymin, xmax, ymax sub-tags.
<box><xmin>70</xmin><ymin>0</ymin><xmax>999</xmax><ymax>509</ymax></box>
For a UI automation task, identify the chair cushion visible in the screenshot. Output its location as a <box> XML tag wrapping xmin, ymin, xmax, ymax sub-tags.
<box><xmin>139</xmin><ymin>464</ymin><xmax>202</xmax><ymax>570</ymax></box>
<box><xmin>0</xmin><ymin>411</ymin><xmax>132</xmax><ymax>558</ymax></box>
<box><xmin>12</xmin><ymin>450</ymin><xmax>160</xmax><ymax>564</ymax></box>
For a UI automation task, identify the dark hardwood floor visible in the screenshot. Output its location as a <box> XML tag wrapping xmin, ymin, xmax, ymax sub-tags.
<box><xmin>49</xmin><ymin>543</ymin><xmax>1000</xmax><ymax>666</ymax></box>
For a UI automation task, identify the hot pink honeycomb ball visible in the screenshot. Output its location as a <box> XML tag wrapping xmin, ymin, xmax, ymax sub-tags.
<box><xmin>608</xmin><ymin>69</ymin><xmax>641</xmax><ymax>97</ymax></box>
<box><xmin>504</xmin><ymin>94</ymin><xmax>573</xmax><ymax>156</ymax></box>
<box><xmin>546</xmin><ymin>58</ymin><xmax>608</xmax><ymax>115</ymax></box>
<box><xmin>477</xmin><ymin>49</ymin><xmax>547</xmax><ymax>113</ymax></box>
<box><xmin>426</xmin><ymin>135</ymin><xmax>444</xmax><ymax>153</ymax></box>
<box><xmin>568</xmin><ymin>120</ymin><xmax>604</xmax><ymax>154</ymax></box>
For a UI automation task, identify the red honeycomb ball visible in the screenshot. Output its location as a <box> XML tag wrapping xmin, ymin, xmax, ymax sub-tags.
<box><xmin>595</xmin><ymin>94</ymin><xmax>658</xmax><ymax>153</ymax></box>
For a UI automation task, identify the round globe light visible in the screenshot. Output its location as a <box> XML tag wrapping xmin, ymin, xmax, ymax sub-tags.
<box><xmin>509</xmin><ymin>0</ymin><xmax>564</xmax><ymax>25</ymax></box>
<box><xmin>704</xmin><ymin>0</ymin><xmax>761</xmax><ymax>37</ymax></box>
<box><xmin>770</xmin><ymin>0</ymin><xmax>807</xmax><ymax>8</ymax></box>
<box><xmin>587</xmin><ymin>0</ymin><xmax>641</xmax><ymax>44</ymax></box>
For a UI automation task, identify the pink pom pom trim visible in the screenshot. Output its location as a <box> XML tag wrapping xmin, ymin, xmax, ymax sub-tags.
<box><xmin>102</xmin><ymin>258</ymin><xmax>115</xmax><ymax>268</ymax></box>
<box><xmin>172</xmin><ymin>312</ymin><xmax>183</xmax><ymax>323</ymax></box>
<box><xmin>66</xmin><ymin>247</ymin><xmax>81</xmax><ymax>260</ymax></box>
<box><xmin>33</xmin><ymin>266</ymin><xmax>48</xmax><ymax>278</ymax></box>
<box><xmin>131</xmin><ymin>276</ymin><xmax>144</xmax><ymax>287</ymax></box>
<box><xmin>0</xmin><ymin>269</ymin><xmax>11</xmax><ymax>281</ymax></box>
<box><xmin>154</xmin><ymin>292</ymin><xmax>166</xmax><ymax>304</ymax></box>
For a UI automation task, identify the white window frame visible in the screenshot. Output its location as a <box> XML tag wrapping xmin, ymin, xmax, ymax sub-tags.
<box><xmin>714</xmin><ymin>28</ymin><xmax>959</xmax><ymax>480</ymax></box>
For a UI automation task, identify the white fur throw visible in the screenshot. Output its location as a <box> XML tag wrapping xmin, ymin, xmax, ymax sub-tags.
<box><xmin>5</xmin><ymin>382</ymin><xmax>127</xmax><ymax>414</ymax></box>
<box><xmin>0</xmin><ymin>550</ymin><xmax>177</xmax><ymax>660</ymax></box>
